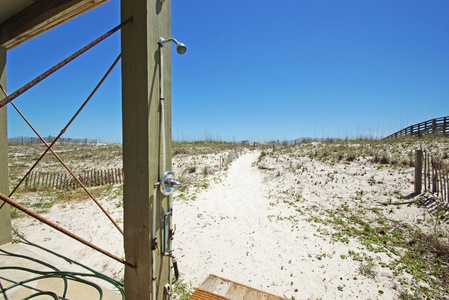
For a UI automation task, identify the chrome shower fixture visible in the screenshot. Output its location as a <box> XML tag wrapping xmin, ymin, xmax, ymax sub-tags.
<box><xmin>159</xmin><ymin>37</ymin><xmax>187</xmax><ymax>54</ymax></box>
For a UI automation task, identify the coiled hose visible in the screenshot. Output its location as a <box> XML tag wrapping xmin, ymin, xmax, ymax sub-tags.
<box><xmin>0</xmin><ymin>228</ymin><xmax>124</xmax><ymax>299</ymax></box>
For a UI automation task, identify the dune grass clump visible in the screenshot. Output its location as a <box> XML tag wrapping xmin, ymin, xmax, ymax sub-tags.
<box><xmin>257</xmin><ymin>137</ymin><xmax>449</xmax><ymax>298</ymax></box>
<box><xmin>315</xmin><ymin>203</ymin><xmax>449</xmax><ymax>299</ymax></box>
<box><xmin>265</xmin><ymin>136</ymin><xmax>449</xmax><ymax>168</ymax></box>
<box><xmin>172</xmin><ymin>140</ymin><xmax>239</xmax><ymax>156</ymax></box>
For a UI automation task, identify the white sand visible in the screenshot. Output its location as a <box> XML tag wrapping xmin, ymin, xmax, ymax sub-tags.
<box><xmin>175</xmin><ymin>151</ymin><xmax>398</xmax><ymax>299</ymax></box>
<box><xmin>9</xmin><ymin>145</ymin><xmax>448</xmax><ymax>299</ymax></box>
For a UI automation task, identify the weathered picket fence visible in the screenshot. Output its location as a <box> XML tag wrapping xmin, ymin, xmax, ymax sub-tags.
<box><xmin>219</xmin><ymin>149</ymin><xmax>239</xmax><ymax>168</ymax></box>
<box><xmin>8</xmin><ymin>136</ymin><xmax>98</xmax><ymax>145</ymax></box>
<box><xmin>415</xmin><ymin>150</ymin><xmax>448</xmax><ymax>202</ymax></box>
<box><xmin>24</xmin><ymin>168</ymin><xmax>123</xmax><ymax>190</ymax></box>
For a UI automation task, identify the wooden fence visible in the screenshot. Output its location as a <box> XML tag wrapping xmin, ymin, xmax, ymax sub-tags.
<box><xmin>219</xmin><ymin>150</ymin><xmax>239</xmax><ymax>167</ymax></box>
<box><xmin>24</xmin><ymin>168</ymin><xmax>123</xmax><ymax>190</ymax></box>
<box><xmin>8</xmin><ymin>136</ymin><xmax>98</xmax><ymax>145</ymax></box>
<box><xmin>415</xmin><ymin>150</ymin><xmax>448</xmax><ymax>202</ymax></box>
<box><xmin>385</xmin><ymin>116</ymin><xmax>449</xmax><ymax>139</ymax></box>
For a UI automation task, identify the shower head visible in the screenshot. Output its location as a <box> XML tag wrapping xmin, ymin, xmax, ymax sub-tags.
<box><xmin>159</xmin><ymin>37</ymin><xmax>187</xmax><ymax>54</ymax></box>
<box><xmin>176</xmin><ymin>42</ymin><xmax>187</xmax><ymax>55</ymax></box>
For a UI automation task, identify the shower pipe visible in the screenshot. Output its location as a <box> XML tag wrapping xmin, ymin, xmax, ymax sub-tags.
<box><xmin>156</xmin><ymin>37</ymin><xmax>186</xmax><ymax>300</ymax></box>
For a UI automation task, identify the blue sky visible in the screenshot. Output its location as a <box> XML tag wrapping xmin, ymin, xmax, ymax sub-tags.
<box><xmin>6</xmin><ymin>0</ymin><xmax>449</xmax><ymax>143</ymax></box>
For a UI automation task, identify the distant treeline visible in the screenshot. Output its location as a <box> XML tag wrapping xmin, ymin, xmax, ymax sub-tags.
<box><xmin>8</xmin><ymin>136</ymin><xmax>98</xmax><ymax>145</ymax></box>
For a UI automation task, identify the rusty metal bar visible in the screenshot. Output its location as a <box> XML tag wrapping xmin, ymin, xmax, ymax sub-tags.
<box><xmin>2</xmin><ymin>55</ymin><xmax>124</xmax><ymax>236</ymax></box>
<box><xmin>0</xmin><ymin>192</ymin><xmax>135</xmax><ymax>269</ymax></box>
<box><xmin>0</xmin><ymin>17</ymin><xmax>132</xmax><ymax>109</ymax></box>
<box><xmin>0</xmin><ymin>78</ymin><xmax>123</xmax><ymax>235</ymax></box>
<box><xmin>9</xmin><ymin>53</ymin><xmax>120</xmax><ymax>196</ymax></box>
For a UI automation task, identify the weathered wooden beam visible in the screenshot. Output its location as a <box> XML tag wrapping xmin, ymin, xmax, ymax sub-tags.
<box><xmin>121</xmin><ymin>0</ymin><xmax>171</xmax><ymax>298</ymax></box>
<box><xmin>0</xmin><ymin>46</ymin><xmax>11</xmax><ymax>245</ymax></box>
<box><xmin>0</xmin><ymin>0</ymin><xmax>108</xmax><ymax>50</ymax></box>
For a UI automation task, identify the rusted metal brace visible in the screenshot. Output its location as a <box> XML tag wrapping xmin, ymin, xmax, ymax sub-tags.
<box><xmin>1</xmin><ymin>54</ymin><xmax>125</xmax><ymax>237</ymax></box>
<box><xmin>0</xmin><ymin>17</ymin><xmax>132</xmax><ymax>109</ymax></box>
<box><xmin>0</xmin><ymin>57</ymin><xmax>124</xmax><ymax>236</ymax></box>
<box><xmin>0</xmin><ymin>192</ymin><xmax>135</xmax><ymax>269</ymax></box>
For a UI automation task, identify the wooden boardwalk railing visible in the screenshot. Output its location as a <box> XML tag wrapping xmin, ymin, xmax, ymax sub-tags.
<box><xmin>415</xmin><ymin>150</ymin><xmax>448</xmax><ymax>202</ymax></box>
<box><xmin>24</xmin><ymin>168</ymin><xmax>123</xmax><ymax>190</ymax></box>
<box><xmin>385</xmin><ymin>116</ymin><xmax>449</xmax><ymax>139</ymax></box>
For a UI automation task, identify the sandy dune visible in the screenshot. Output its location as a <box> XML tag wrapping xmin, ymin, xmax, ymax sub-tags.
<box><xmin>176</xmin><ymin>151</ymin><xmax>400</xmax><ymax>299</ymax></box>
<box><xmin>6</xmin><ymin>141</ymin><xmax>449</xmax><ymax>299</ymax></box>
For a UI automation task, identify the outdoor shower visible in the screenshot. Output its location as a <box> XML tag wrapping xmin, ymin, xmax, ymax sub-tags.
<box><xmin>154</xmin><ymin>36</ymin><xmax>187</xmax><ymax>300</ymax></box>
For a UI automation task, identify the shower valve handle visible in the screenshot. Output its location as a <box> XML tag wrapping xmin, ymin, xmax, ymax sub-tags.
<box><xmin>160</xmin><ymin>171</ymin><xmax>188</xmax><ymax>196</ymax></box>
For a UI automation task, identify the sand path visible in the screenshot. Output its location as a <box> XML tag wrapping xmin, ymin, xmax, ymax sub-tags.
<box><xmin>175</xmin><ymin>151</ymin><xmax>283</xmax><ymax>287</ymax></box>
<box><xmin>175</xmin><ymin>151</ymin><xmax>398</xmax><ymax>299</ymax></box>
<box><xmin>7</xmin><ymin>150</ymin><xmax>403</xmax><ymax>299</ymax></box>
<box><xmin>175</xmin><ymin>151</ymin><xmax>322</xmax><ymax>297</ymax></box>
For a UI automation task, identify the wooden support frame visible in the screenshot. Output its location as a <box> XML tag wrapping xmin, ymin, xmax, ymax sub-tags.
<box><xmin>0</xmin><ymin>0</ymin><xmax>109</xmax><ymax>50</ymax></box>
<box><xmin>0</xmin><ymin>46</ymin><xmax>11</xmax><ymax>245</ymax></box>
<box><xmin>121</xmin><ymin>0</ymin><xmax>171</xmax><ymax>299</ymax></box>
<box><xmin>2</xmin><ymin>0</ymin><xmax>174</xmax><ymax>295</ymax></box>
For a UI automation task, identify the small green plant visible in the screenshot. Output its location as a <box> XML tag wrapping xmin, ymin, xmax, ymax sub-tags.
<box><xmin>359</xmin><ymin>260</ymin><xmax>377</xmax><ymax>279</ymax></box>
<box><xmin>10</xmin><ymin>207</ymin><xmax>26</xmax><ymax>219</ymax></box>
<box><xmin>173</xmin><ymin>277</ymin><xmax>194</xmax><ymax>300</ymax></box>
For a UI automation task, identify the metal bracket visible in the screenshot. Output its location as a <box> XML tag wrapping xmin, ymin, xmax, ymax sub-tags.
<box><xmin>164</xmin><ymin>283</ymin><xmax>172</xmax><ymax>296</ymax></box>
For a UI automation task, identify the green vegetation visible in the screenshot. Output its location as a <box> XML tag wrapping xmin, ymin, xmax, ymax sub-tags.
<box><xmin>9</xmin><ymin>184</ymin><xmax>118</xmax><ymax>219</ymax></box>
<box><xmin>173</xmin><ymin>277</ymin><xmax>194</xmax><ymax>300</ymax></box>
<box><xmin>257</xmin><ymin>136</ymin><xmax>449</xmax><ymax>298</ymax></box>
<box><xmin>262</xmin><ymin>136</ymin><xmax>449</xmax><ymax>167</ymax></box>
<box><xmin>7</xmin><ymin>140</ymin><xmax>243</xmax><ymax>217</ymax></box>
<box><xmin>8</xmin><ymin>137</ymin><xmax>449</xmax><ymax>297</ymax></box>
<box><xmin>173</xmin><ymin>140</ymin><xmax>238</xmax><ymax>156</ymax></box>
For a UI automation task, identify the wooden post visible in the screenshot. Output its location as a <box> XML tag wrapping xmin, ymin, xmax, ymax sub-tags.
<box><xmin>414</xmin><ymin>150</ymin><xmax>423</xmax><ymax>194</ymax></box>
<box><xmin>56</xmin><ymin>173</ymin><xmax>60</xmax><ymax>189</ymax></box>
<box><xmin>35</xmin><ymin>172</ymin><xmax>38</xmax><ymax>188</ymax></box>
<box><xmin>0</xmin><ymin>46</ymin><xmax>11</xmax><ymax>245</ymax></box>
<box><xmin>430</xmin><ymin>156</ymin><xmax>437</xmax><ymax>193</ymax></box>
<box><xmin>444</xmin><ymin>169</ymin><xmax>449</xmax><ymax>202</ymax></box>
<box><xmin>62</xmin><ymin>173</ymin><xmax>67</xmax><ymax>190</ymax></box>
<box><xmin>444</xmin><ymin>117</ymin><xmax>448</xmax><ymax>136</ymax></box>
<box><xmin>440</xmin><ymin>168</ymin><xmax>447</xmax><ymax>201</ymax></box>
<box><xmin>121</xmin><ymin>0</ymin><xmax>171</xmax><ymax>299</ymax></box>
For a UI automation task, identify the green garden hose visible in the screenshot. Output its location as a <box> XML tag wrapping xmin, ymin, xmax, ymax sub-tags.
<box><xmin>0</xmin><ymin>228</ymin><xmax>125</xmax><ymax>299</ymax></box>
